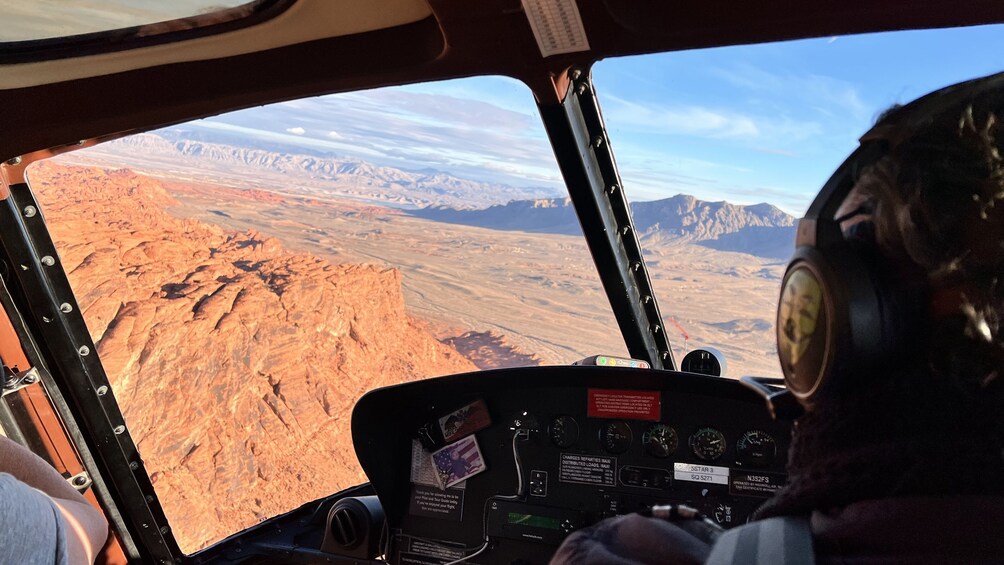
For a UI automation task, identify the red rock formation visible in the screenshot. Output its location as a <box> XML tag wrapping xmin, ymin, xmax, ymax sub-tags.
<box><xmin>29</xmin><ymin>161</ymin><xmax>476</xmax><ymax>551</ymax></box>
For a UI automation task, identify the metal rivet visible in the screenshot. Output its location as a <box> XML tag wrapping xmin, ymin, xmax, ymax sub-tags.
<box><xmin>24</xmin><ymin>374</ymin><xmax>37</xmax><ymax>384</ymax></box>
<box><xmin>620</xmin><ymin>226</ymin><xmax>631</xmax><ymax>235</ymax></box>
<box><xmin>129</xmin><ymin>461</ymin><xmax>139</xmax><ymax>470</ymax></box>
<box><xmin>651</xmin><ymin>324</ymin><xmax>662</xmax><ymax>334</ymax></box>
<box><xmin>570</xmin><ymin>69</ymin><xmax>582</xmax><ymax>81</ymax></box>
<box><xmin>643</xmin><ymin>295</ymin><xmax>653</xmax><ymax>304</ymax></box>
<box><xmin>96</xmin><ymin>385</ymin><xmax>108</xmax><ymax>396</ymax></box>
<box><xmin>661</xmin><ymin>351</ymin><xmax>670</xmax><ymax>361</ymax></box>
<box><xmin>23</xmin><ymin>205</ymin><xmax>37</xmax><ymax>218</ymax></box>
<box><xmin>114</xmin><ymin>425</ymin><xmax>126</xmax><ymax>435</ymax></box>
<box><xmin>73</xmin><ymin>476</ymin><xmax>87</xmax><ymax>486</ymax></box>
<box><xmin>41</xmin><ymin>316</ymin><xmax>52</xmax><ymax>323</ymax></box>
<box><xmin>576</xmin><ymin>83</ymin><xmax>588</xmax><ymax>96</ymax></box>
<box><xmin>142</xmin><ymin>523</ymin><xmax>149</xmax><ymax>529</ymax></box>
<box><xmin>77</xmin><ymin>346</ymin><xmax>90</xmax><ymax>356</ymax></box>
<box><xmin>59</xmin><ymin>303</ymin><xmax>73</xmax><ymax>313</ymax></box>
<box><xmin>160</xmin><ymin>526</ymin><xmax>170</xmax><ymax>535</ymax></box>
<box><xmin>591</xmin><ymin>136</ymin><xmax>604</xmax><ymax>148</ymax></box>
<box><xmin>40</xmin><ymin>256</ymin><xmax>55</xmax><ymax>266</ymax></box>
<box><xmin>6</xmin><ymin>156</ymin><xmax>21</xmax><ymax>165</ymax></box>
<box><xmin>631</xmin><ymin>261</ymin><xmax>642</xmax><ymax>272</ymax></box>
<box><xmin>606</xmin><ymin>184</ymin><xmax>619</xmax><ymax>195</ymax></box>
<box><xmin>19</xmin><ymin>265</ymin><xmax>28</xmax><ymax>271</ymax></box>
<box><xmin>145</xmin><ymin>495</ymin><xmax>155</xmax><ymax>503</ymax></box>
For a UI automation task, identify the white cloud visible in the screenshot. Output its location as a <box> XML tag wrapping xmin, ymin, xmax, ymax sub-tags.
<box><xmin>603</xmin><ymin>94</ymin><xmax>761</xmax><ymax>139</ymax></box>
<box><xmin>326</xmin><ymin>130</ymin><xmax>343</xmax><ymax>140</ymax></box>
<box><xmin>600</xmin><ymin>93</ymin><xmax>823</xmax><ymax>147</ymax></box>
<box><xmin>710</xmin><ymin>64</ymin><xmax>868</xmax><ymax>122</ymax></box>
<box><xmin>285</xmin><ymin>127</ymin><xmax>306</xmax><ymax>135</ymax></box>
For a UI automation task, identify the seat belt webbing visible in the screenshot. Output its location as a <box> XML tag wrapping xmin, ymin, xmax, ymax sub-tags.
<box><xmin>704</xmin><ymin>516</ymin><xmax>815</xmax><ymax>565</ymax></box>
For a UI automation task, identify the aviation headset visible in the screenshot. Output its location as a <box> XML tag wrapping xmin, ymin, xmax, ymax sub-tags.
<box><xmin>743</xmin><ymin>71</ymin><xmax>1004</xmax><ymax>419</ymax></box>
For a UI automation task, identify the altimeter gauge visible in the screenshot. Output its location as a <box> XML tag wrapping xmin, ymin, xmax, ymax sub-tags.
<box><xmin>689</xmin><ymin>427</ymin><xmax>727</xmax><ymax>461</ymax></box>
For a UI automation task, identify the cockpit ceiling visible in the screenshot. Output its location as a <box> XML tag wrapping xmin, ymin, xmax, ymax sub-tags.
<box><xmin>1</xmin><ymin>0</ymin><xmax>1003</xmax><ymax>162</ymax></box>
<box><xmin>0</xmin><ymin>0</ymin><xmax>433</xmax><ymax>90</ymax></box>
<box><xmin>5</xmin><ymin>0</ymin><xmax>1004</xmax><ymax>92</ymax></box>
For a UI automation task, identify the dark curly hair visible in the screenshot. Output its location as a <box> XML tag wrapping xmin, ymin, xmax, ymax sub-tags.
<box><xmin>757</xmin><ymin>81</ymin><xmax>1004</xmax><ymax>519</ymax></box>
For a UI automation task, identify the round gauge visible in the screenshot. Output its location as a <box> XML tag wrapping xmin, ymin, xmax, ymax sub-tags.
<box><xmin>680</xmin><ymin>348</ymin><xmax>727</xmax><ymax>377</ymax></box>
<box><xmin>736</xmin><ymin>430</ymin><xmax>777</xmax><ymax>467</ymax></box>
<box><xmin>549</xmin><ymin>415</ymin><xmax>579</xmax><ymax>448</ymax></box>
<box><xmin>689</xmin><ymin>427</ymin><xmax>727</xmax><ymax>461</ymax></box>
<box><xmin>642</xmin><ymin>424</ymin><xmax>678</xmax><ymax>458</ymax></box>
<box><xmin>599</xmin><ymin>421</ymin><xmax>633</xmax><ymax>454</ymax></box>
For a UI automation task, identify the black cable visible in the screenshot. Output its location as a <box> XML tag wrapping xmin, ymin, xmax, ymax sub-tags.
<box><xmin>409</xmin><ymin>430</ymin><xmax>529</xmax><ymax>565</ymax></box>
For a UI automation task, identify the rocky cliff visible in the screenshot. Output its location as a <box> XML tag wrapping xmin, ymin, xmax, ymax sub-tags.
<box><xmin>29</xmin><ymin>161</ymin><xmax>476</xmax><ymax>551</ymax></box>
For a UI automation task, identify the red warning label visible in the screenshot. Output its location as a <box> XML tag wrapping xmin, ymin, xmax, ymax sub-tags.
<box><xmin>587</xmin><ymin>389</ymin><xmax>661</xmax><ymax>421</ymax></box>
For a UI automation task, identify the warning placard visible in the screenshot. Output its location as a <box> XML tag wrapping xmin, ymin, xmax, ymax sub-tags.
<box><xmin>588</xmin><ymin>389</ymin><xmax>661</xmax><ymax>421</ymax></box>
<box><xmin>559</xmin><ymin>453</ymin><xmax>616</xmax><ymax>486</ymax></box>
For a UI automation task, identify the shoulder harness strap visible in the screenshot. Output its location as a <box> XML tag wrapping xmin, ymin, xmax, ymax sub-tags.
<box><xmin>704</xmin><ymin>516</ymin><xmax>815</xmax><ymax>565</ymax></box>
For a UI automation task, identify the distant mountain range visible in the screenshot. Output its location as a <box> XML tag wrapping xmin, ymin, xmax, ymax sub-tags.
<box><xmin>81</xmin><ymin>133</ymin><xmax>563</xmax><ymax>209</ymax></box>
<box><xmin>79</xmin><ymin>133</ymin><xmax>796</xmax><ymax>258</ymax></box>
<box><xmin>413</xmin><ymin>195</ymin><xmax>797</xmax><ymax>259</ymax></box>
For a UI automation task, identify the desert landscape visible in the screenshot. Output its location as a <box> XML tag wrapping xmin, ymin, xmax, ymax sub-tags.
<box><xmin>31</xmin><ymin>132</ymin><xmax>792</xmax><ymax>551</ymax></box>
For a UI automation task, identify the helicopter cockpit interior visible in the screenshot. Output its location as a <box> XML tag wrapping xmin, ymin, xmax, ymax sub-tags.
<box><xmin>0</xmin><ymin>1</ymin><xmax>1002</xmax><ymax>564</ymax></box>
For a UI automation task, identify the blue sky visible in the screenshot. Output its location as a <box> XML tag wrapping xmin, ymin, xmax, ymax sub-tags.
<box><xmin>190</xmin><ymin>24</ymin><xmax>1004</xmax><ymax>215</ymax></box>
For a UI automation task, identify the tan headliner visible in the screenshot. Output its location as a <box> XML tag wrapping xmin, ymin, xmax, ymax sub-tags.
<box><xmin>0</xmin><ymin>0</ymin><xmax>433</xmax><ymax>90</ymax></box>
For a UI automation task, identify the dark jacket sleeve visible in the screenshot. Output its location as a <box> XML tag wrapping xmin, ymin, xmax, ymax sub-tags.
<box><xmin>550</xmin><ymin>514</ymin><xmax>716</xmax><ymax>565</ymax></box>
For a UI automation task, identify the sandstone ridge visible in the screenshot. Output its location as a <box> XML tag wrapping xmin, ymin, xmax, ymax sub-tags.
<box><xmin>30</xmin><ymin>161</ymin><xmax>476</xmax><ymax>551</ymax></box>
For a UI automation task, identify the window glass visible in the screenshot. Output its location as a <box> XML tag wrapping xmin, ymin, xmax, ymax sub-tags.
<box><xmin>30</xmin><ymin>76</ymin><xmax>627</xmax><ymax>551</ymax></box>
<box><xmin>593</xmin><ymin>25</ymin><xmax>1004</xmax><ymax>378</ymax></box>
<box><xmin>0</xmin><ymin>0</ymin><xmax>255</xmax><ymax>42</ymax></box>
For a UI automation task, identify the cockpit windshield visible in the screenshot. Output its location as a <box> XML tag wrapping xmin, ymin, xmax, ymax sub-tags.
<box><xmin>32</xmin><ymin>76</ymin><xmax>626</xmax><ymax>552</ymax></box>
<box><xmin>592</xmin><ymin>23</ymin><xmax>1004</xmax><ymax>378</ymax></box>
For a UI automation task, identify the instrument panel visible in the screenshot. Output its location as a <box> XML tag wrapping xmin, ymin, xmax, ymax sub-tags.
<box><xmin>352</xmin><ymin>366</ymin><xmax>791</xmax><ymax>564</ymax></box>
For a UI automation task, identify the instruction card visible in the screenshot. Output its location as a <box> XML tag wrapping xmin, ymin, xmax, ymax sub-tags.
<box><xmin>521</xmin><ymin>0</ymin><xmax>590</xmax><ymax>57</ymax></box>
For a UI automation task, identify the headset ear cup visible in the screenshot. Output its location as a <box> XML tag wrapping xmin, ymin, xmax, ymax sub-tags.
<box><xmin>778</xmin><ymin>245</ymin><xmax>891</xmax><ymax>408</ymax></box>
<box><xmin>777</xmin><ymin>247</ymin><xmax>839</xmax><ymax>405</ymax></box>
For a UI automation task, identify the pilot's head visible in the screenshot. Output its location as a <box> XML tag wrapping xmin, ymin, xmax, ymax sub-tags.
<box><xmin>761</xmin><ymin>73</ymin><xmax>1004</xmax><ymax>518</ymax></box>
